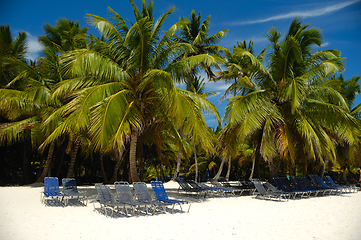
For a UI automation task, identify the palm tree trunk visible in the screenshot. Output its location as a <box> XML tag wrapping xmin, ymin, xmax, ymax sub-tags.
<box><xmin>225</xmin><ymin>155</ymin><xmax>231</xmax><ymax>181</ymax></box>
<box><xmin>342</xmin><ymin>167</ymin><xmax>347</xmax><ymax>182</ymax></box>
<box><xmin>172</xmin><ymin>129</ymin><xmax>184</xmax><ymax>180</ymax></box>
<box><xmin>129</xmin><ymin>131</ymin><xmax>141</xmax><ymax>183</ymax></box>
<box><xmin>66</xmin><ymin>140</ymin><xmax>80</xmax><ymax>178</ymax></box>
<box><xmin>110</xmin><ymin>147</ymin><xmax>125</xmax><ymax>183</ymax></box>
<box><xmin>193</xmin><ymin>141</ymin><xmax>198</xmax><ymax>182</ymax></box>
<box><xmin>22</xmin><ymin>137</ymin><xmax>32</xmax><ymax>184</ymax></box>
<box><xmin>99</xmin><ymin>152</ymin><xmax>108</xmax><ymax>183</ymax></box>
<box><xmin>268</xmin><ymin>158</ymin><xmax>276</xmax><ymax>181</ymax></box>
<box><xmin>36</xmin><ymin>141</ymin><xmax>55</xmax><ymax>182</ymax></box>
<box><xmin>214</xmin><ymin>155</ymin><xmax>226</xmax><ymax>179</ymax></box>
<box><xmin>172</xmin><ymin>149</ymin><xmax>182</xmax><ymax>180</ymax></box>
<box><xmin>249</xmin><ymin>151</ymin><xmax>256</xmax><ymax>180</ymax></box>
<box><xmin>319</xmin><ymin>159</ymin><xmax>327</xmax><ymax>178</ymax></box>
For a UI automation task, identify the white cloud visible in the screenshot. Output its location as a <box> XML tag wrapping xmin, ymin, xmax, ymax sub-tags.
<box><xmin>26</xmin><ymin>32</ymin><xmax>43</xmax><ymax>60</ymax></box>
<box><xmin>204</xmin><ymin>81</ymin><xmax>231</xmax><ymax>92</ymax></box>
<box><xmin>229</xmin><ymin>0</ymin><xmax>360</xmax><ymax>26</ymax></box>
<box><xmin>321</xmin><ymin>42</ymin><xmax>329</xmax><ymax>47</ymax></box>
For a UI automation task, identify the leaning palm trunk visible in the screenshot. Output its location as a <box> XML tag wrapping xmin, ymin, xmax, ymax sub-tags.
<box><xmin>268</xmin><ymin>158</ymin><xmax>276</xmax><ymax>181</ymax></box>
<box><xmin>129</xmin><ymin>131</ymin><xmax>141</xmax><ymax>183</ymax></box>
<box><xmin>37</xmin><ymin>141</ymin><xmax>55</xmax><ymax>182</ymax></box>
<box><xmin>193</xmin><ymin>141</ymin><xmax>198</xmax><ymax>182</ymax></box>
<box><xmin>110</xmin><ymin>147</ymin><xmax>125</xmax><ymax>183</ymax></box>
<box><xmin>342</xmin><ymin>167</ymin><xmax>348</xmax><ymax>182</ymax></box>
<box><xmin>66</xmin><ymin>140</ymin><xmax>80</xmax><ymax>178</ymax></box>
<box><xmin>249</xmin><ymin>151</ymin><xmax>256</xmax><ymax>180</ymax></box>
<box><xmin>214</xmin><ymin>155</ymin><xmax>226</xmax><ymax>179</ymax></box>
<box><xmin>172</xmin><ymin>149</ymin><xmax>182</xmax><ymax>180</ymax></box>
<box><xmin>225</xmin><ymin>155</ymin><xmax>231</xmax><ymax>181</ymax></box>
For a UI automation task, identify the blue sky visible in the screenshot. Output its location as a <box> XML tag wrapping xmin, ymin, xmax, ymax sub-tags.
<box><xmin>1</xmin><ymin>0</ymin><xmax>361</xmax><ymax>128</ymax></box>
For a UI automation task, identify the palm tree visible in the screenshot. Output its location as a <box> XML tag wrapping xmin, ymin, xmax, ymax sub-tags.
<box><xmin>42</xmin><ymin>0</ymin><xmax>222</xmax><ymax>183</ymax></box>
<box><xmin>176</xmin><ymin>10</ymin><xmax>228</xmax><ymax>90</ymax></box>
<box><xmin>331</xmin><ymin>74</ymin><xmax>361</xmax><ymax>181</ymax></box>
<box><xmin>220</xmin><ymin>18</ymin><xmax>360</xmax><ymax>180</ymax></box>
<box><xmin>213</xmin><ymin>40</ymin><xmax>266</xmax><ymax>99</ymax></box>
<box><xmin>0</xmin><ymin>25</ymin><xmax>27</xmax><ymax>88</ymax></box>
<box><xmin>38</xmin><ymin>19</ymin><xmax>88</xmax><ymax>53</ymax></box>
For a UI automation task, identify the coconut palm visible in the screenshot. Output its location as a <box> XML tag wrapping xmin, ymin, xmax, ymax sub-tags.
<box><xmin>42</xmin><ymin>0</ymin><xmax>222</xmax><ymax>182</ymax></box>
<box><xmin>220</xmin><ymin>18</ymin><xmax>360</xmax><ymax>180</ymax></box>
<box><xmin>330</xmin><ymin>74</ymin><xmax>361</xmax><ymax>181</ymax></box>
<box><xmin>38</xmin><ymin>19</ymin><xmax>88</xmax><ymax>53</ymax></box>
<box><xmin>176</xmin><ymin>10</ymin><xmax>228</xmax><ymax>90</ymax></box>
<box><xmin>213</xmin><ymin>40</ymin><xmax>266</xmax><ymax>99</ymax></box>
<box><xmin>0</xmin><ymin>25</ymin><xmax>28</xmax><ymax>88</ymax></box>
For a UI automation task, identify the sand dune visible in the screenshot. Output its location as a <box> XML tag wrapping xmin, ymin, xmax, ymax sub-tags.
<box><xmin>0</xmin><ymin>181</ymin><xmax>360</xmax><ymax>240</ymax></box>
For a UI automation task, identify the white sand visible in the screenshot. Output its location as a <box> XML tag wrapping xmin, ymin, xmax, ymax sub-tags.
<box><xmin>0</xmin><ymin>181</ymin><xmax>360</xmax><ymax>240</ymax></box>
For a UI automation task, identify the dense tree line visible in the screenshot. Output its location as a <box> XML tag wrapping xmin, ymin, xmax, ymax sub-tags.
<box><xmin>1</xmin><ymin>0</ymin><xmax>360</xmax><ymax>185</ymax></box>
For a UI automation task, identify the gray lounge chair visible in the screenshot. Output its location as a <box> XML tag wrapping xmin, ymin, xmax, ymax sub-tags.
<box><xmin>133</xmin><ymin>182</ymin><xmax>172</xmax><ymax>214</ymax></box>
<box><xmin>252</xmin><ymin>179</ymin><xmax>290</xmax><ymax>201</ymax></box>
<box><xmin>114</xmin><ymin>181</ymin><xmax>156</xmax><ymax>215</ymax></box>
<box><xmin>175</xmin><ymin>178</ymin><xmax>208</xmax><ymax>197</ymax></box>
<box><xmin>208</xmin><ymin>178</ymin><xmax>243</xmax><ymax>195</ymax></box>
<box><xmin>62</xmin><ymin>178</ymin><xmax>88</xmax><ymax>206</ymax></box>
<box><xmin>94</xmin><ymin>184</ymin><xmax>134</xmax><ymax>217</ymax></box>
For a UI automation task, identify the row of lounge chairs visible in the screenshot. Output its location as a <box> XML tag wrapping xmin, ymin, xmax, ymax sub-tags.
<box><xmin>175</xmin><ymin>176</ymin><xmax>256</xmax><ymax>197</ymax></box>
<box><xmin>41</xmin><ymin>177</ymin><xmax>88</xmax><ymax>206</ymax></box>
<box><xmin>95</xmin><ymin>181</ymin><xmax>190</xmax><ymax>217</ymax></box>
<box><xmin>252</xmin><ymin>175</ymin><xmax>358</xmax><ymax>201</ymax></box>
<box><xmin>41</xmin><ymin>177</ymin><xmax>190</xmax><ymax>217</ymax></box>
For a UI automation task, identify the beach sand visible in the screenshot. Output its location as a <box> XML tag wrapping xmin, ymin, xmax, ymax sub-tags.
<box><xmin>0</xmin><ymin>181</ymin><xmax>360</xmax><ymax>240</ymax></box>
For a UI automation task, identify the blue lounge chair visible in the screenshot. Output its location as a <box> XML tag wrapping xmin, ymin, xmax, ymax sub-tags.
<box><xmin>94</xmin><ymin>184</ymin><xmax>134</xmax><ymax>217</ymax></box>
<box><xmin>290</xmin><ymin>175</ymin><xmax>320</xmax><ymax>196</ymax></box>
<box><xmin>151</xmin><ymin>181</ymin><xmax>191</xmax><ymax>213</ymax></box>
<box><xmin>309</xmin><ymin>175</ymin><xmax>340</xmax><ymax>195</ymax></box>
<box><xmin>42</xmin><ymin>177</ymin><xmax>65</xmax><ymax>205</ymax></box>
<box><xmin>299</xmin><ymin>175</ymin><xmax>331</xmax><ymax>196</ymax></box>
<box><xmin>62</xmin><ymin>178</ymin><xmax>88</xmax><ymax>206</ymax></box>
<box><xmin>273</xmin><ymin>177</ymin><xmax>310</xmax><ymax>199</ymax></box>
<box><xmin>323</xmin><ymin>176</ymin><xmax>358</xmax><ymax>193</ymax></box>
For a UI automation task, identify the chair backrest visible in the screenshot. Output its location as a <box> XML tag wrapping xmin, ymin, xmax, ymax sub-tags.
<box><xmin>95</xmin><ymin>184</ymin><xmax>116</xmax><ymax>204</ymax></box>
<box><xmin>273</xmin><ymin>178</ymin><xmax>288</xmax><ymax>192</ymax></box>
<box><xmin>186</xmin><ymin>180</ymin><xmax>203</xmax><ymax>189</ymax></box>
<box><xmin>252</xmin><ymin>179</ymin><xmax>268</xmax><ymax>195</ymax></box>
<box><xmin>322</xmin><ymin>176</ymin><xmax>333</xmax><ymax>187</ymax></box>
<box><xmin>176</xmin><ymin>178</ymin><xmax>192</xmax><ymax>190</ymax></box>
<box><xmin>299</xmin><ymin>176</ymin><xmax>315</xmax><ymax>189</ymax></box>
<box><xmin>290</xmin><ymin>176</ymin><xmax>307</xmax><ymax>190</ymax></box>
<box><xmin>114</xmin><ymin>181</ymin><xmax>136</xmax><ymax>204</ymax></box>
<box><xmin>278</xmin><ymin>177</ymin><xmax>295</xmax><ymax>192</ymax></box>
<box><xmin>217</xmin><ymin>177</ymin><xmax>234</xmax><ymax>188</ymax></box>
<box><xmin>326</xmin><ymin>176</ymin><xmax>338</xmax><ymax>187</ymax></box>
<box><xmin>44</xmin><ymin>177</ymin><xmax>61</xmax><ymax>195</ymax></box>
<box><xmin>133</xmin><ymin>182</ymin><xmax>153</xmax><ymax>202</ymax></box>
<box><xmin>62</xmin><ymin>178</ymin><xmax>78</xmax><ymax>194</ymax></box>
<box><xmin>237</xmin><ymin>176</ymin><xmax>255</xmax><ymax>188</ymax></box>
<box><xmin>208</xmin><ymin>178</ymin><xmax>223</xmax><ymax>188</ymax></box>
<box><xmin>151</xmin><ymin>181</ymin><xmax>169</xmax><ymax>201</ymax></box>
<box><xmin>264</xmin><ymin>182</ymin><xmax>280</xmax><ymax>192</ymax></box>
<box><xmin>311</xmin><ymin>175</ymin><xmax>329</xmax><ymax>188</ymax></box>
